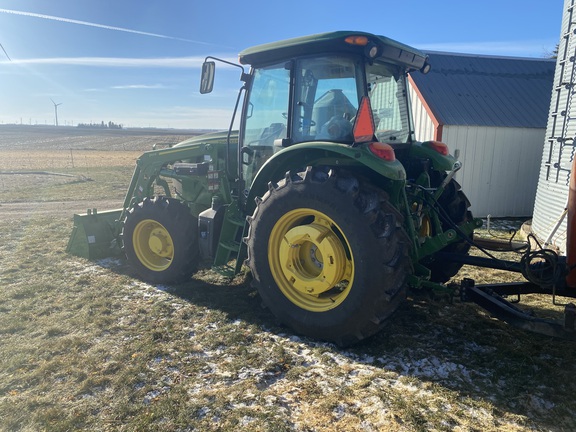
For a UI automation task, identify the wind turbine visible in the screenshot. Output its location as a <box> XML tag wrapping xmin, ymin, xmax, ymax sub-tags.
<box><xmin>50</xmin><ymin>98</ymin><xmax>62</xmax><ymax>126</ymax></box>
<box><xmin>0</xmin><ymin>42</ymin><xmax>10</xmax><ymax>61</ymax></box>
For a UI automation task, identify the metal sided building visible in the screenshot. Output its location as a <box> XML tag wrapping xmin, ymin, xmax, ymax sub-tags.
<box><xmin>409</xmin><ymin>52</ymin><xmax>555</xmax><ymax>218</ymax></box>
<box><xmin>532</xmin><ymin>0</ymin><xmax>576</xmax><ymax>253</ymax></box>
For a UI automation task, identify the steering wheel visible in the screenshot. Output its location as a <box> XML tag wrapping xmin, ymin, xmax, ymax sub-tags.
<box><xmin>283</xmin><ymin>111</ymin><xmax>316</xmax><ymax>128</ymax></box>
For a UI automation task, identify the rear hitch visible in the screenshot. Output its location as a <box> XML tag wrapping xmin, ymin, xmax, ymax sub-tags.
<box><xmin>460</xmin><ymin>278</ymin><xmax>576</xmax><ymax>340</ymax></box>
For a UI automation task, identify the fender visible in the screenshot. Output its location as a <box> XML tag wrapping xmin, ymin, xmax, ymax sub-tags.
<box><xmin>245</xmin><ymin>141</ymin><xmax>406</xmax><ymax>214</ymax></box>
<box><xmin>409</xmin><ymin>141</ymin><xmax>458</xmax><ymax>172</ymax></box>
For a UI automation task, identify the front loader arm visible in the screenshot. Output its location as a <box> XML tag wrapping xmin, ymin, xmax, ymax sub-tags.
<box><xmin>116</xmin><ymin>142</ymin><xmax>229</xmax><ymax>233</ymax></box>
<box><xmin>67</xmin><ymin>141</ymin><xmax>229</xmax><ymax>261</ymax></box>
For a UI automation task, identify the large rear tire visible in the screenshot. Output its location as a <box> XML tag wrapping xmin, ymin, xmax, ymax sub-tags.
<box><xmin>246</xmin><ymin>167</ymin><xmax>411</xmax><ymax>346</ymax></box>
<box><xmin>122</xmin><ymin>196</ymin><xmax>199</xmax><ymax>284</ymax></box>
<box><xmin>427</xmin><ymin>173</ymin><xmax>473</xmax><ymax>283</ymax></box>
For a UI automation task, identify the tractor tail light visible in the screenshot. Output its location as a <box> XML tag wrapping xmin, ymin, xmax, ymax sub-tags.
<box><xmin>369</xmin><ymin>142</ymin><xmax>396</xmax><ymax>161</ymax></box>
<box><xmin>424</xmin><ymin>140</ymin><xmax>449</xmax><ymax>156</ymax></box>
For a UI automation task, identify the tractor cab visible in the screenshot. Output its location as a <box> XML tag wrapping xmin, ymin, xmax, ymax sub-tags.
<box><xmin>202</xmin><ymin>31</ymin><xmax>430</xmax><ymax>194</ymax></box>
<box><xmin>241</xmin><ymin>55</ymin><xmax>413</xmax><ymax>149</ymax></box>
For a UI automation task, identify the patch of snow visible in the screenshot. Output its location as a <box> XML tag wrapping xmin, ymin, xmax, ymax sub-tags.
<box><xmin>528</xmin><ymin>394</ymin><xmax>555</xmax><ymax>413</ymax></box>
<box><xmin>197</xmin><ymin>406</ymin><xmax>210</xmax><ymax>418</ymax></box>
<box><xmin>237</xmin><ymin>367</ymin><xmax>265</xmax><ymax>380</ymax></box>
<box><xmin>358</xmin><ymin>354</ymin><xmax>375</xmax><ymax>364</ymax></box>
<box><xmin>95</xmin><ymin>257</ymin><xmax>123</xmax><ymax>268</ymax></box>
<box><xmin>143</xmin><ymin>389</ymin><xmax>161</xmax><ymax>404</ymax></box>
<box><xmin>376</xmin><ymin>353</ymin><xmax>476</xmax><ymax>385</ymax></box>
<box><xmin>239</xmin><ymin>416</ymin><xmax>255</xmax><ymax>426</ymax></box>
<box><xmin>333</xmin><ymin>403</ymin><xmax>347</xmax><ymax>419</ymax></box>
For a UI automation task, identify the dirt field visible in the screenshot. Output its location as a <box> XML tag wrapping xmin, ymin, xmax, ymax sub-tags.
<box><xmin>1</xmin><ymin>149</ymin><xmax>144</xmax><ymax>169</ymax></box>
<box><xmin>0</xmin><ymin>123</ymin><xmax>195</xmax><ymax>181</ymax></box>
<box><xmin>0</xmin><ymin>125</ymin><xmax>198</xmax><ymax>213</ymax></box>
<box><xmin>0</xmin><ymin>124</ymin><xmax>195</xmax><ymax>151</ymax></box>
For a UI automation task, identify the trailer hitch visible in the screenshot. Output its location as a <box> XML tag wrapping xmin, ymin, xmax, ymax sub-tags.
<box><xmin>460</xmin><ymin>278</ymin><xmax>576</xmax><ymax>340</ymax></box>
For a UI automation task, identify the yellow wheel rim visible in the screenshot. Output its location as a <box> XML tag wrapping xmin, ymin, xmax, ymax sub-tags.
<box><xmin>268</xmin><ymin>208</ymin><xmax>354</xmax><ymax>312</ymax></box>
<box><xmin>133</xmin><ymin>219</ymin><xmax>174</xmax><ymax>271</ymax></box>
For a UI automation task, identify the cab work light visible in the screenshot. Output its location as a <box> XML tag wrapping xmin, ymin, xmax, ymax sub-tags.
<box><xmin>344</xmin><ymin>35</ymin><xmax>369</xmax><ymax>46</ymax></box>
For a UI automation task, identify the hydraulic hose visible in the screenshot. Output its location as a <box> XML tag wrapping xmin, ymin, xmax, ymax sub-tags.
<box><xmin>413</xmin><ymin>182</ymin><xmax>564</xmax><ymax>287</ymax></box>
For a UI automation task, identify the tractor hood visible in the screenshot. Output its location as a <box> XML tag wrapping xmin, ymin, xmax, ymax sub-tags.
<box><xmin>173</xmin><ymin>130</ymin><xmax>239</xmax><ymax>148</ymax></box>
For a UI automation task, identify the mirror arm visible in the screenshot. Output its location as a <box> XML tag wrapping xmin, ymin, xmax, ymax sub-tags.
<box><xmin>200</xmin><ymin>57</ymin><xmax>252</xmax><ymax>189</ymax></box>
<box><xmin>204</xmin><ymin>56</ymin><xmax>247</xmax><ymax>78</ymax></box>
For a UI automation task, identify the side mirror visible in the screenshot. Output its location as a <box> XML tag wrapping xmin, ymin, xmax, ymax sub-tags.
<box><xmin>200</xmin><ymin>61</ymin><xmax>215</xmax><ymax>94</ymax></box>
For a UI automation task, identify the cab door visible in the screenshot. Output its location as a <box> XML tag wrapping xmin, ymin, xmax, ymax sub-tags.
<box><xmin>241</xmin><ymin>63</ymin><xmax>291</xmax><ymax>193</ymax></box>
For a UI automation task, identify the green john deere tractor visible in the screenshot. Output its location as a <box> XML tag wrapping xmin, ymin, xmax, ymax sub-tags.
<box><xmin>68</xmin><ymin>31</ymin><xmax>481</xmax><ymax>345</ymax></box>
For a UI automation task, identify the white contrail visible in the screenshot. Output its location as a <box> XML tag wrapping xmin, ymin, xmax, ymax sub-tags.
<box><xmin>0</xmin><ymin>8</ymin><xmax>211</xmax><ymax>45</ymax></box>
<box><xmin>0</xmin><ymin>56</ymin><xmax>238</xmax><ymax>68</ymax></box>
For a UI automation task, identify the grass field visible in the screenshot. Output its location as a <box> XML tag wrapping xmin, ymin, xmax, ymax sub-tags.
<box><xmin>1</xmin><ymin>126</ymin><xmax>575</xmax><ymax>431</ymax></box>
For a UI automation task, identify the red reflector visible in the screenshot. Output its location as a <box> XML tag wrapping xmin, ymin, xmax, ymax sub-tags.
<box><xmin>425</xmin><ymin>140</ymin><xmax>449</xmax><ymax>156</ymax></box>
<box><xmin>353</xmin><ymin>97</ymin><xmax>375</xmax><ymax>143</ymax></box>
<box><xmin>369</xmin><ymin>142</ymin><xmax>396</xmax><ymax>161</ymax></box>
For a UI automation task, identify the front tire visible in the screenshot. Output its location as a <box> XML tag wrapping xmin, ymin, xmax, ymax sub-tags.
<box><xmin>122</xmin><ymin>196</ymin><xmax>199</xmax><ymax>284</ymax></box>
<box><xmin>246</xmin><ymin>167</ymin><xmax>411</xmax><ymax>346</ymax></box>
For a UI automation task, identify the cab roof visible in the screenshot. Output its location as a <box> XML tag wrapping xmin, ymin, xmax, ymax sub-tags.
<box><xmin>238</xmin><ymin>30</ymin><xmax>427</xmax><ymax>71</ymax></box>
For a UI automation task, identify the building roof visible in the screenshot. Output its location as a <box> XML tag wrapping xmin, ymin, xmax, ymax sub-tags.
<box><xmin>409</xmin><ymin>52</ymin><xmax>555</xmax><ymax>128</ymax></box>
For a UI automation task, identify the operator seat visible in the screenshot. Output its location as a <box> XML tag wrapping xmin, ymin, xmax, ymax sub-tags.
<box><xmin>245</xmin><ymin>122</ymin><xmax>287</xmax><ymax>175</ymax></box>
<box><xmin>312</xmin><ymin>89</ymin><xmax>356</xmax><ymax>141</ymax></box>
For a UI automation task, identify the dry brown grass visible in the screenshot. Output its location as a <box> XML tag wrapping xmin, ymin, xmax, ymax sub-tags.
<box><xmin>0</xmin><ymin>126</ymin><xmax>184</xmax><ymax>199</ymax></box>
<box><xmin>1</xmin><ymin>127</ymin><xmax>575</xmax><ymax>431</ymax></box>
<box><xmin>0</xmin><ymin>150</ymin><xmax>143</xmax><ymax>170</ymax></box>
<box><xmin>0</xmin><ymin>124</ymin><xmax>193</xmax><ymax>151</ymax></box>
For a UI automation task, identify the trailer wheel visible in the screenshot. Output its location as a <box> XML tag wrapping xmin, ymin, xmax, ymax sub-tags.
<box><xmin>246</xmin><ymin>167</ymin><xmax>411</xmax><ymax>346</ymax></box>
<box><xmin>122</xmin><ymin>196</ymin><xmax>198</xmax><ymax>284</ymax></box>
<box><xmin>427</xmin><ymin>173</ymin><xmax>473</xmax><ymax>283</ymax></box>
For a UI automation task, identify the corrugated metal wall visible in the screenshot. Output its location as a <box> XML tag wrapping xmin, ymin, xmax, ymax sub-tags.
<box><xmin>409</xmin><ymin>85</ymin><xmax>436</xmax><ymax>141</ymax></box>
<box><xmin>443</xmin><ymin>125</ymin><xmax>544</xmax><ymax>218</ymax></box>
<box><xmin>532</xmin><ymin>0</ymin><xmax>575</xmax><ymax>252</ymax></box>
<box><xmin>409</xmin><ymin>86</ymin><xmax>544</xmax><ymax>218</ymax></box>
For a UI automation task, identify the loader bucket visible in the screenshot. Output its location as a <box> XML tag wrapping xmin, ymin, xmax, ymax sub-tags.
<box><xmin>66</xmin><ymin>208</ymin><xmax>123</xmax><ymax>260</ymax></box>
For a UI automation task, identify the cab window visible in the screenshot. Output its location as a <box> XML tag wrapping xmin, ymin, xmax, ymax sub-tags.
<box><xmin>243</xmin><ymin>64</ymin><xmax>289</xmax><ymax>148</ymax></box>
<box><xmin>367</xmin><ymin>62</ymin><xmax>411</xmax><ymax>143</ymax></box>
<box><xmin>242</xmin><ymin>63</ymin><xmax>290</xmax><ymax>188</ymax></box>
<box><xmin>293</xmin><ymin>57</ymin><xmax>360</xmax><ymax>143</ymax></box>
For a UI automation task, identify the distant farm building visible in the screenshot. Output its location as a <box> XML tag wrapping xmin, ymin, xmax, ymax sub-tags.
<box><xmin>409</xmin><ymin>52</ymin><xmax>555</xmax><ymax>218</ymax></box>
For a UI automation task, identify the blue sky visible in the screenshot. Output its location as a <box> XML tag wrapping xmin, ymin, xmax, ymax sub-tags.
<box><xmin>0</xmin><ymin>0</ymin><xmax>564</xmax><ymax>129</ymax></box>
